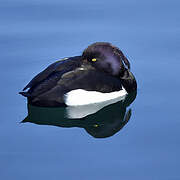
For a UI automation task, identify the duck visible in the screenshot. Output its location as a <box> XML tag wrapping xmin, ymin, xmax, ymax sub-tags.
<box><xmin>19</xmin><ymin>42</ymin><xmax>137</xmax><ymax>107</ymax></box>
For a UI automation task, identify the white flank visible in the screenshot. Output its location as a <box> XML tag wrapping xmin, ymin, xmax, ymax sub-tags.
<box><xmin>64</xmin><ymin>87</ymin><xmax>127</xmax><ymax>106</ymax></box>
<box><xmin>64</xmin><ymin>87</ymin><xmax>127</xmax><ymax>119</ymax></box>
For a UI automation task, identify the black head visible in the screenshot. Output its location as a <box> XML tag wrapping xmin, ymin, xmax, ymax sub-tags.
<box><xmin>82</xmin><ymin>42</ymin><xmax>130</xmax><ymax>76</ymax></box>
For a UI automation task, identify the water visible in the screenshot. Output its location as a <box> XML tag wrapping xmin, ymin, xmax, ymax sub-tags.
<box><xmin>0</xmin><ymin>0</ymin><xmax>180</xmax><ymax>179</ymax></box>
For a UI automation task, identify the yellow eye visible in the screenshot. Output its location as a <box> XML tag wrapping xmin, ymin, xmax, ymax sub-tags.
<box><xmin>93</xmin><ymin>124</ymin><xmax>99</xmax><ymax>127</ymax></box>
<box><xmin>92</xmin><ymin>58</ymin><xmax>97</xmax><ymax>62</ymax></box>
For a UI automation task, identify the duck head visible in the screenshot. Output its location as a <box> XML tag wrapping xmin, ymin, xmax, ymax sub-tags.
<box><xmin>82</xmin><ymin>42</ymin><xmax>130</xmax><ymax>76</ymax></box>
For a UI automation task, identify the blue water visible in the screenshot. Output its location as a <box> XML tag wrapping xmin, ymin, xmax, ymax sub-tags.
<box><xmin>1</xmin><ymin>0</ymin><xmax>180</xmax><ymax>179</ymax></box>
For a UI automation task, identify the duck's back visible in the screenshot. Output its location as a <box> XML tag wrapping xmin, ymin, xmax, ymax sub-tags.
<box><xmin>20</xmin><ymin>56</ymin><xmax>125</xmax><ymax>106</ymax></box>
<box><xmin>20</xmin><ymin>56</ymin><xmax>82</xmax><ymax>104</ymax></box>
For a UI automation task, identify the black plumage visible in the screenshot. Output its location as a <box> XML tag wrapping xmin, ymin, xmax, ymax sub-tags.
<box><xmin>19</xmin><ymin>42</ymin><xmax>137</xmax><ymax>107</ymax></box>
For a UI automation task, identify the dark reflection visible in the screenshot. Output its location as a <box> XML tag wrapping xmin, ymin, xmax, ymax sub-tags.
<box><xmin>22</xmin><ymin>91</ymin><xmax>137</xmax><ymax>138</ymax></box>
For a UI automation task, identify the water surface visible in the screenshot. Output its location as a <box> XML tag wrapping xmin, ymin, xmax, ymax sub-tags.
<box><xmin>0</xmin><ymin>0</ymin><xmax>180</xmax><ymax>179</ymax></box>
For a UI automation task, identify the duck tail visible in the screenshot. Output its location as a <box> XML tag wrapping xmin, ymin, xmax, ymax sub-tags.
<box><xmin>19</xmin><ymin>91</ymin><xmax>31</xmax><ymax>97</ymax></box>
<box><xmin>20</xmin><ymin>116</ymin><xmax>29</xmax><ymax>123</ymax></box>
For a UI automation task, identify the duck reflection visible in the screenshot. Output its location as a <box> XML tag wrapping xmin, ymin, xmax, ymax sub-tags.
<box><xmin>22</xmin><ymin>91</ymin><xmax>137</xmax><ymax>138</ymax></box>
